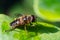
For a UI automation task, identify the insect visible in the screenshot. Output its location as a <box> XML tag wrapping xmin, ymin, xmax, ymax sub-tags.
<box><xmin>5</xmin><ymin>14</ymin><xmax>36</xmax><ymax>32</ymax></box>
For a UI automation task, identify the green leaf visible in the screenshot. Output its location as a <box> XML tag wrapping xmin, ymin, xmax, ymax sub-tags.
<box><xmin>0</xmin><ymin>14</ymin><xmax>60</xmax><ymax>40</ymax></box>
<box><xmin>33</xmin><ymin>0</ymin><xmax>60</xmax><ymax>22</ymax></box>
<box><xmin>0</xmin><ymin>14</ymin><xmax>41</xmax><ymax>40</ymax></box>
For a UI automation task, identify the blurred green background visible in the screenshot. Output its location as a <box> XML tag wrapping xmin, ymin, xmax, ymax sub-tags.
<box><xmin>0</xmin><ymin>0</ymin><xmax>60</xmax><ymax>40</ymax></box>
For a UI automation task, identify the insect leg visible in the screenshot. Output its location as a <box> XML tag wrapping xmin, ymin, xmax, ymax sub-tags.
<box><xmin>24</xmin><ymin>24</ymin><xmax>29</xmax><ymax>36</ymax></box>
<box><xmin>24</xmin><ymin>25</ymin><xmax>27</xmax><ymax>31</ymax></box>
<box><xmin>30</xmin><ymin>22</ymin><xmax>35</xmax><ymax>27</ymax></box>
<box><xmin>24</xmin><ymin>24</ymin><xmax>27</xmax><ymax>32</ymax></box>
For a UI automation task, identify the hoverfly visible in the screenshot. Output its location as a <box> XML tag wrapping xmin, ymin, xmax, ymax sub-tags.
<box><xmin>5</xmin><ymin>14</ymin><xmax>36</xmax><ymax>32</ymax></box>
